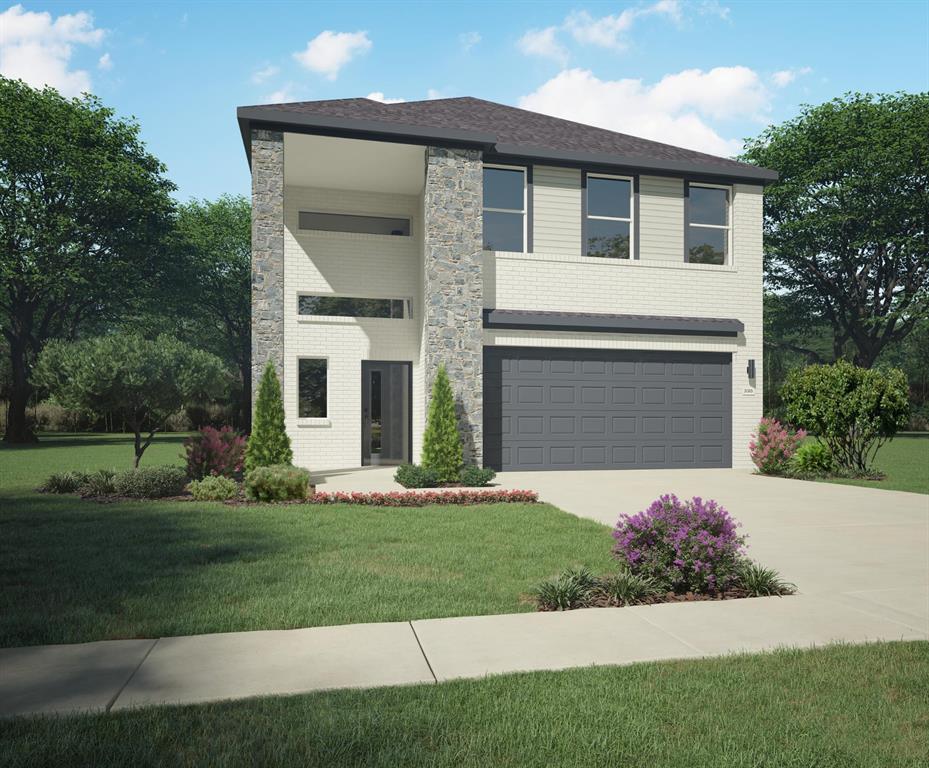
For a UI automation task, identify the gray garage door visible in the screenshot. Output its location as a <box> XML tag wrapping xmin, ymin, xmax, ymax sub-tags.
<box><xmin>484</xmin><ymin>347</ymin><xmax>732</xmax><ymax>471</ymax></box>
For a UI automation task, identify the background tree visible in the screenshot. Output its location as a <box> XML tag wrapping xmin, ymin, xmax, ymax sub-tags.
<box><xmin>421</xmin><ymin>365</ymin><xmax>463</xmax><ymax>482</ymax></box>
<box><xmin>0</xmin><ymin>77</ymin><xmax>176</xmax><ymax>442</ymax></box>
<box><xmin>32</xmin><ymin>334</ymin><xmax>226</xmax><ymax>466</ymax></box>
<box><xmin>741</xmin><ymin>92</ymin><xmax>929</xmax><ymax>368</ymax></box>
<box><xmin>245</xmin><ymin>363</ymin><xmax>292</xmax><ymax>471</ymax></box>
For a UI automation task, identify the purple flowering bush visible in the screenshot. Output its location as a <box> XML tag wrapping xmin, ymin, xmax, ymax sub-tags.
<box><xmin>612</xmin><ymin>494</ymin><xmax>746</xmax><ymax>593</ymax></box>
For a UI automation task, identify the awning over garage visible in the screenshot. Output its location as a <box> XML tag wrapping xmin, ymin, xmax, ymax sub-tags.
<box><xmin>482</xmin><ymin>309</ymin><xmax>744</xmax><ymax>337</ymax></box>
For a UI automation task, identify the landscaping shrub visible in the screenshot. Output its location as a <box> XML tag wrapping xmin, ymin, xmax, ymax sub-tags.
<box><xmin>184</xmin><ymin>426</ymin><xmax>246</xmax><ymax>480</ymax></box>
<box><xmin>77</xmin><ymin>469</ymin><xmax>118</xmax><ymax>498</ymax></box>
<box><xmin>736</xmin><ymin>561</ymin><xmax>796</xmax><ymax>597</ymax></box>
<box><xmin>245</xmin><ymin>363</ymin><xmax>292</xmax><ymax>472</ymax></box>
<box><xmin>309</xmin><ymin>489</ymin><xmax>538</xmax><ymax>506</ymax></box>
<box><xmin>421</xmin><ymin>365</ymin><xmax>463</xmax><ymax>483</ymax></box>
<box><xmin>781</xmin><ymin>360</ymin><xmax>909</xmax><ymax>473</ymax></box>
<box><xmin>531</xmin><ymin>566</ymin><xmax>599</xmax><ymax>611</ymax></box>
<box><xmin>245</xmin><ymin>464</ymin><xmax>311</xmax><ymax>502</ymax></box>
<box><xmin>187</xmin><ymin>475</ymin><xmax>239</xmax><ymax>501</ymax></box>
<box><xmin>791</xmin><ymin>440</ymin><xmax>835</xmax><ymax>476</ymax></box>
<box><xmin>612</xmin><ymin>495</ymin><xmax>746</xmax><ymax>593</ymax></box>
<box><xmin>749</xmin><ymin>417</ymin><xmax>805</xmax><ymax>474</ymax></box>
<box><xmin>593</xmin><ymin>569</ymin><xmax>663</xmax><ymax>606</ymax></box>
<box><xmin>460</xmin><ymin>465</ymin><xmax>496</xmax><ymax>487</ymax></box>
<box><xmin>112</xmin><ymin>466</ymin><xmax>188</xmax><ymax>499</ymax></box>
<box><xmin>394</xmin><ymin>464</ymin><xmax>439</xmax><ymax>489</ymax></box>
<box><xmin>38</xmin><ymin>470</ymin><xmax>91</xmax><ymax>494</ymax></box>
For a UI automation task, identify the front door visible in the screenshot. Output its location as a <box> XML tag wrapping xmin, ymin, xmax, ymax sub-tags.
<box><xmin>361</xmin><ymin>361</ymin><xmax>411</xmax><ymax>466</ymax></box>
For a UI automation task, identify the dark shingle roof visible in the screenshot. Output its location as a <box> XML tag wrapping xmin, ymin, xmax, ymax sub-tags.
<box><xmin>237</xmin><ymin>96</ymin><xmax>775</xmax><ymax>182</ymax></box>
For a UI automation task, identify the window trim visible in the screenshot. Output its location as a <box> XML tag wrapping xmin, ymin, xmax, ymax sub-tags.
<box><xmin>296</xmin><ymin>293</ymin><xmax>412</xmax><ymax>320</ymax></box>
<box><xmin>582</xmin><ymin>172</ymin><xmax>636</xmax><ymax>260</ymax></box>
<box><xmin>297</xmin><ymin>209</ymin><xmax>414</xmax><ymax>238</ymax></box>
<box><xmin>483</xmin><ymin>163</ymin><xmax>529</xmax><ymax>253</ymax></box>
<box><xmin>296</xmin><ymin>356</ymin><xmax>329</xmax><ymax>423</ymax></box>
<box><xmin>684</xmin><ymin>181</ymin><xmax>732</xmax><ymax>266</ymax></box>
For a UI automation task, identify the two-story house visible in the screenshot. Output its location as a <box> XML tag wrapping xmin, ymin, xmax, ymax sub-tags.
<box><xmin>237</xmin><ymin>96</ymin><xmax>776</xmax><ymax>472</ymax></box>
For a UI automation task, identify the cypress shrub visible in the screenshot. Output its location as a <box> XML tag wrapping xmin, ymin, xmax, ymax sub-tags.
<box><xmin>245</xmin><ymin>362</ymin><xmax>293</xmax><ymax>472</ymax></box>
<box><xmin>421</xmin><ymin>365</ymin><xmax>463</xmax><ymax>483</ymax></box>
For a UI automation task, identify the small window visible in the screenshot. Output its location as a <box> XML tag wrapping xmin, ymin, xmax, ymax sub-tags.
<box><xmin>298</xmin><ymin>359</ymin><xmax>327</xmax><ymax>418</ymax></box>
<box><xmin>298</xmin><ymin>211</ymin><xmax>410</xmax><ymax>237</ymax></box>
<box><xmin>483</xmin><ymin>166</ymin><xmax>525</xmax><ymax>252</ymax></box>
<box><xmin>298</xmin><ymin>295</ymin><xmax>407</xmax><ymax>319</ymax></box>
<box><xmin>687</xmin><ymin>185</ymin><xmax>729</xmax><ymax>265</ymax></box>
<box><xmin>585</xmin><ymin>175</ymin><xmax>633</xmax><ymax>259</ymax></box>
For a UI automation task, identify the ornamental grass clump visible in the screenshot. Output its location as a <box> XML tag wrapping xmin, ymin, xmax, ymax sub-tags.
<box><xmin>749</xmin><ymin>417</ymin><xmax>805</xmax><ymax>475</ymax></box>
<box><xmin>612</xmin><ymin>495</ymin><xmax>746</xmax><ymax>594</ymax></box>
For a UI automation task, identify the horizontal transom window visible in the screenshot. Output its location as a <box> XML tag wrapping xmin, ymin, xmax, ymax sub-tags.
<box><xmin>298</xmin><ymin>295</ymin><xmax>408</xmax><ymax>319</ymax></box>
<box><xmin>298</xmin><ymin>211</ymin><xmax>410</xmax><ymax>237</ymax></box>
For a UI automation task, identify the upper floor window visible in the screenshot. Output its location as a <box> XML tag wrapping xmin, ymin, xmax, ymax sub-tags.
<box><xmin>299</xmin><ymin>211</ymin><xmax>410</xmax><ymax>237</ymax></box>
<box><xmin>687</xmin><ymin>184</ymin><xmax>730</xmax><ymax>265</ymax></box>
<box><xmin>298</xmin><ymin>295</ymin><xmax>409</xmax><ymax>319</ymax></box>
<box><xmin>585</xmin><ymin>174</ymin><xmax>633</xmax><ymax>259</ymax></box>
<box><xmin>483</xmin><ymin>166</ymin><xmax>526</xmax><ymax>252</ymax></box>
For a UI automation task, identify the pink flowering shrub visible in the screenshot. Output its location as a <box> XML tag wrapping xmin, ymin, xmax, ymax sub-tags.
<box><xmin>749</xmin><ymin>417</ymin><xmax>806</xmax><ymax>474</ymax></box>
<box><xmin>612</xmin><ymin>495</ymin><xmax>746</xmax><ymax>593</ymax></box>
<box><xmin>184</xmin><ymin>426</ymin><xmax>246</xmax><ymax>480</ymax></box>
<box><xmin>309</xmin><ymin>489</ymin><xmax>538</xmax><ymax>507</ymax></box>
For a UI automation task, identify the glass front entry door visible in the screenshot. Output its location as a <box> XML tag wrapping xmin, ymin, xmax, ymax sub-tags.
<box><xmin>361</xmin><ymin>361</ymin><xmax>411</xmax><ymax>465</ymax></box>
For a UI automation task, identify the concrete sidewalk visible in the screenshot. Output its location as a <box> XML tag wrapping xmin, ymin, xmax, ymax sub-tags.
<box><xmin>2</xmin><ymin>590</ymin><xmax>926</xmax><ymax>718</ymax></box>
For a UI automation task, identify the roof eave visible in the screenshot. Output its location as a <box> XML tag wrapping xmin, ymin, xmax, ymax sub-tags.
<box><xmin>483</xmin><ymin>309</ymin><xmax>744</xmax><ymax>337</ymax></box>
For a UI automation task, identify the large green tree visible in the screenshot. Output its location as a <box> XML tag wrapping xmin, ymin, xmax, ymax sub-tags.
<box><xmin>32</xmin><ymin>333</ymin><xmax>226</xmax><ymax>466</ymax></box>
<box><xmin>742</xmin><ymin>92</ymin><xmax>929</xmax><ymax>368</ymax></box>
<box><xmin>0</xmin><ymin>77</ymin><xmax>176</xmax><ymax>442</ymax></box>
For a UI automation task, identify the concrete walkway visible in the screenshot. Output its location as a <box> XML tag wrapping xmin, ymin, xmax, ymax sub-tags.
<box><xmin>3</xmin><ymin>591</ymin><xmax>926</xmax><ymax>718</ymax></box>
<box><xmin>3</xmin><ymin>467</ymin><xmax>927</xmax><ymax>718</ymax></box>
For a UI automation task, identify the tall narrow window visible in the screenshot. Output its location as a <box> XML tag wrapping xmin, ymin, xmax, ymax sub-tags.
<box><xmin>585</xmin><ymin>174</ymin><xmax>633</xmax><ymax>259</ymax></box>
<box><xmin>298</xmin><ymin>359</ymin><xmax>327</xmax><ymax>418</ymax></box>
<box><xmin>687</xmin><ymin>184</ymin><xmax>730</xmax><ymax>265</ymax></box>
<box><xmin>483</xmin><ymin>166</ymin><xmax>526</xmax><ymax>252</ymax></box>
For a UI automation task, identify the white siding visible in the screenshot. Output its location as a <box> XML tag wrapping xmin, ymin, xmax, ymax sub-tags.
<box><xmin>532</xmin><ymin>165</ymin><xmax>582</xmax><ymax>257</ymax></box>
<box><xmin>485</xmin><ymin>183</ymin><xmax>765</xmax><ymax>468</ymax></box>
<box><xmin>283</xmin><ymin>185</ymin><xmax>425</xmax><ymax>471</ymax></box>
<box><xmin>638</xmin><ymin>175</ymin><xmax>684</xmax><ymax>262</ymax></box>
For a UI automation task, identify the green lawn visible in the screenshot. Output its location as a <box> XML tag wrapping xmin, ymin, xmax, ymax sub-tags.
<box><xmin>0</xmin><ymin>433</ymin><xmax>612</xmax><ymax>647</ymax></box>
<box><xmin>3</xmin><ymin>642</ymin><xmax>927</xmax><ymax>767</ymax></box>
<box><xmin>811</xmin><ymin>434</ymin><xmax>929</xmax><ymax>495</ymax></box>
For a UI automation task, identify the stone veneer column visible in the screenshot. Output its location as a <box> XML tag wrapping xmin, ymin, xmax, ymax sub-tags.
<box><xmin>422</xmin><ymin>146</ymin><xmax>484</xmax><ymax>464</ymax></box>
<box><xmin>250</xmin><ymin>128</ymin><xmax>284</xmax><ymax>404</ymax></box>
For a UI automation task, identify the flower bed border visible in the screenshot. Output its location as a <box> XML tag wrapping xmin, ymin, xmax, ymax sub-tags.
<box><xmin>307</xmin><ymin>489</ymin><xmax>538</xmax><ymax>506</ymax></box>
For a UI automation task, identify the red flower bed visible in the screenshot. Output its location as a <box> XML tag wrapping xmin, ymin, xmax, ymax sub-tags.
<box><xmin>308</xmin><ymin>489</ymin><xmax>538</xmax><ymax>506</ymax></box>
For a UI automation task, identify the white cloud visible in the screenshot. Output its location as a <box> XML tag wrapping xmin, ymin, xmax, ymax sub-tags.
<box><xmin>265</xmin><ymin>84</ymin><xmax>296</xmax><ymax>103</ymax></box>
<box><xmin>698</xmin><ymin>0</ymin><xmax>731</xmax><ymax>20</ymax></box>
<box><xmin>519</xmin><ymin>66</ymin><xmax>771</xmax><ymax>157</ymax></box>
<box><xmin>517</xmin><ymin>26</ymin><xmax>568</xmax><ymax>63</ymax></box>
<box><xmin>250</xmin><ymin>64</ymin><xmax>279</xmax><ymax>84</ymax></box>
<box><xmin>97</xmin><ymin>52</ymin><xmax>112</xmax><ymax>71</ymax></box>
<box><xmin>0</xmin><ymin>4</ymin><xmax>105</xmax><ymax>96</ymax></box>
<box><xmin>426</xmin><ymin>88</ymin><xmax>443</xmax><ymax>100</ymax></box>
<box><xmin>565</xmin><ymin>1</ymin><xmax>682</xmax><ymax>51</ymax></box>
<box><xmin>459</xmin><ymin>31</ymin><xmax>481</xmax><ymax>52</ymax></box>
<box><xmin>293</xmin><ymin>30</ymin><xmax>371</xmax><ymax>80</ymax></box>
<box><xmin>771</xmin><ymin>67</ymin><xmax>812</xmax><ymax>88</ymax></box>
<box><xmin>367</xmin><ymin>91</ymin><xmax>405</xmax><ymax>104</ymax></box>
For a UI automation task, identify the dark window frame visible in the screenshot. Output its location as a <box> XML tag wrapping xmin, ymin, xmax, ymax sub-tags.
<box><xmin>582</xmin><ymin>171</ymin><xmax>639</xmax><ymax>260</ymax></box>
<box><xmin>684</xmin><ymin>181</ymin><xmax>731</xmax><ymax>266</ymax></box>
<box><xmin>297</xmin><ymin>357</ymin><xmax>328</xmax><ymax>419</ymax></box>
<box><xmin>482</xmin><ymin>163</ymin><xmax>532</xmax><ymax>253</ymax></box>
<box><xmin>297</xmin><ymin>295</ymin><xmax>410</xmax><ymax>319</ymax></box>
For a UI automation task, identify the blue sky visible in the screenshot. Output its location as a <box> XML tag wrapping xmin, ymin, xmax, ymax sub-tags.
<box><xmin>3</xmin><ymin>1</ymin><xmax>927</xmax><ymax>201</ymax></box>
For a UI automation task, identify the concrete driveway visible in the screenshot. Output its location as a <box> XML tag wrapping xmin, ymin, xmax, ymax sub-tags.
<box><xmin>317</xmin><ymin>465</ymin><xmax>929</xmax><ymax>625</ymax></box>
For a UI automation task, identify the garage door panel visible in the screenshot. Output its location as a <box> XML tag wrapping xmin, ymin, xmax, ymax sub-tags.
<box><xmin>484</xmin><ymin>347</ymin><xmax>732</xmax><ymax>471</ymax></box>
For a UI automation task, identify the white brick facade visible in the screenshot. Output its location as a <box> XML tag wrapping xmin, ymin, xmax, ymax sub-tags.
<box><xmin>278</xmin><ymin>149</ymin><xmax>763</xmax><ymax>471</ymax></box>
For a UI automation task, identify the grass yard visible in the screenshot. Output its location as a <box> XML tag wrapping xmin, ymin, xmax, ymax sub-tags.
<box><xmin>3</xmin><ymin>642</ymin><xmax>927</xmax><ymax>768</ymax></box>
<box><xmin>812</xmin><ymin>433</ymin><xmax>929</xmax><ymax>495</ymax></box>
<box><xmin>0</xmin><ymin>434</ymin><xmax>612</xmax><ymax>647</ymax></box>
